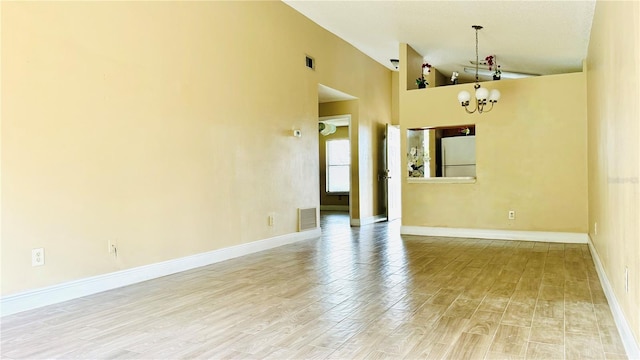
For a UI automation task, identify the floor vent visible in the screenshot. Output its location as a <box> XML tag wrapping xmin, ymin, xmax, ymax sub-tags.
<box><xmin>298</xmin><ymin>207</ymin><xmax>317</xmax><ymax>231</ymax></box>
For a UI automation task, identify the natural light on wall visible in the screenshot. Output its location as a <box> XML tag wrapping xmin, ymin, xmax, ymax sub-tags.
<box><xmin>326</xmin><ymin>139</ymin><xmax>350</xmax><ymax>193</ymax></box>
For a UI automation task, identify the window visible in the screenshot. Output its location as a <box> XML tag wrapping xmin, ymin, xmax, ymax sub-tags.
<box><xmin>326</xmin><ymin>139</ymin><xmax>350</xmax><ymax>193</ymax></box>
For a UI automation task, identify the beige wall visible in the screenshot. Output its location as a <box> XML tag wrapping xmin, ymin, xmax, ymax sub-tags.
<box><xmin>586</xmin><ymin>0</ymin><xmax>640</xmax><ymax>344</ymax></box>
<box><xmin>402</xmin><ymin>44</ymin><xmax>447</xmax><ymax>89</ymax></box>
<box><xmin>391</xmin><ymin>71</ymin><xmax>399</xmax><ymax>125</ymax></box>
<box><xmin>359</xmin><ymin>104</ymin><xmax>389</xmax><ymax>219</ymax></box>
<box><xmin>318</xmin><ymin>126</ymin><xmax>349</xmax><ymax>207</ymax></box>
<box><xmin>1</xmin><ymin>1</ymin><xmax>391</xmax><ymax>295</ymax></box>
<box><xmin>433</xmin><ymin>68</ymin><xmax>449</xmax><ymax>87</ymax></box>
<box><xmin>400</xmin><ymin>71</ymin><xmax>588</xmax><ymax>232</ymax></box>
<box><xmin>404</xmin><ymin>44</ymin><xmax>424</xmax><ymax>91</ymax></box>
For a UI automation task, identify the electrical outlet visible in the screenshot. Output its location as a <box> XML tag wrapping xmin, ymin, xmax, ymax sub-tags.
<box><xmin>268</xmin><ymin>214</ymin><xmax>274</xmax><ymax>227</ymax></box>
<box><xmin>32</xmin><ymin>248</ymin><xmax>45</xmax><ymax>266</ymax></box>
<box><xmin>508</xmin><ymin>210</ymin><xmax>515</xmax><ymax>220</ymax></box>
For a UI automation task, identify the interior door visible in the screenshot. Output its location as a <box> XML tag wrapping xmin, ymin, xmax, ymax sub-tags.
<box><xmin>385</xmin><ymin>124</ymin><xmax>401</xmax><ymax>221</ymax></box>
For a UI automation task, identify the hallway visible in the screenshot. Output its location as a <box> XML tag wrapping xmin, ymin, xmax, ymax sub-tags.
<box><xmin>1</xmin><ymin>213</ymin><xmax>627</xmax><ymax>359</ymax></box>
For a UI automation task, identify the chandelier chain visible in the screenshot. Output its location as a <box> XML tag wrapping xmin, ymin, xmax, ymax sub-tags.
<box><xmin>475</xmin><ymin>27</ymin><xmax>479</xmax><ymax>84</ymax></box>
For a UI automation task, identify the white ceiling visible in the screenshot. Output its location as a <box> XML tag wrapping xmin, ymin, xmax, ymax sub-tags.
<box><xmin>318</xmin><ymin>84</ymin><xmax>358</xmax><ymax>103</ymax></box>
<box><xmin>284</xmin><ymin>1</ymin><xmax>596</xmax><ymax>83</ymax></box>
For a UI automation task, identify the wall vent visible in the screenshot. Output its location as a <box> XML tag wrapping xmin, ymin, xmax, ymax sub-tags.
<box><xmin>298</xmin><ymin>207</ymin><xmax>317</xmax><ymax>231</ymax></box>
<box><xmin>305</xmin><ymin>55</ymin><xmax>315</xmax><ymax>70</ymax></box>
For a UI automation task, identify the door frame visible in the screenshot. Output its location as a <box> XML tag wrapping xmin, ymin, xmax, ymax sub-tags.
<box><xmin>385</xmin><ymin>124</ymin><xmax>402</xmax><ymax>222</ymax></box>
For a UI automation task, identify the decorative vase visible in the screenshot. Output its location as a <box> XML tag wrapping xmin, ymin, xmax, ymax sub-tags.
<box><xmin>418</xmin><ymin>83</ymin><xmax>426</xmax><ymax>89</ymax></box>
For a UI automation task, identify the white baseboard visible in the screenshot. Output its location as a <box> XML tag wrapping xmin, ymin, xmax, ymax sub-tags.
<box><xmin>351</xmin><ymin>214</ymin><xmax>387</xmax><ymax>227</ymax></box>
<box><xmin>400</xmin><ymin>226</ymin><xmax>588</xmax><ymax>243</ymax></box>
<box><xmin>319</xmin><ymin>205</ymin><xmax>349</xmax><ymax>211</ymax></box>
<box><xmin>588</xmin><ymin>236</ymin><xmax>640</xmax><ymax>359</ymax></box>
<box><xmin>1</xmin><ymin>228</ymin><xmax>321</xmax><ymax>317</ymax></box>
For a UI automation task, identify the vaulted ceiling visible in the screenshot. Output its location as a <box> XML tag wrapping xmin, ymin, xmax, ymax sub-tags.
<box><xmin>284</xmin><ymin>1</ymin><xmax>596</xmax><ymax>82</ymax></box>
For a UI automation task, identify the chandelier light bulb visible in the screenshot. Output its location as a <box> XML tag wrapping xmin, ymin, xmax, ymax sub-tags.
<box><xmin>458</xmin><ymin>91</ymin><xmax>471</xmax><ymax>104</ymax></box>
<box><xmin>489</xmin><ymin>89</ymin><xmax>501</xmax><ymax>102</ymax></box>
<box><xmin>475</xmin><ymin>87</ymin><xmax>489</xmax><ymax>101</ymax></box>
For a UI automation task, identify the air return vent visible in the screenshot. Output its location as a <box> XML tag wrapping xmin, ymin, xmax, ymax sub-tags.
<box><xmin>305</xmin><ymin>55</ymin><xmax>315</xmax><ymax>70</ymax></box>
<box><xmin>298</xmin><ymin>207</ymin><xmax>317</xmax><ymax>231</ymax></box>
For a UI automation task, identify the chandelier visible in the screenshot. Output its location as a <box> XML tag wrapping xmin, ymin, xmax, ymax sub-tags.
<box><xmin>457</xmin><ymin>25</ymin><xmax>501</xmax><ymax>114</ymax></box>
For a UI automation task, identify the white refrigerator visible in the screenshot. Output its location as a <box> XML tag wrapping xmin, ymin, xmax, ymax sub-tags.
<box><xmin>441</xmin><ymin>135</ymin><xmax>476</xmax><ymax>177</ymax></box>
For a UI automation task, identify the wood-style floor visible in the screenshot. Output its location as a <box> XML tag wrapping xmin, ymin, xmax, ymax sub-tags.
<box><xmin>1</xmin><ymin>212</ymin><xmax>627</xmax><ymax>359</ymax></box>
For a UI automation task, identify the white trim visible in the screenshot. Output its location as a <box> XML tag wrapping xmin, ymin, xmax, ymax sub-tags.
<box><xmin>588</xmin><ymin>236</ymin><xmax>640</xmax><ymax>359</ymax></box>
<box><xmin>400</xmin><ymin>226</ymin><xmax>588</xmax><ymax>243</ymax></box>
<box><xmin>1</xmin><ymin>228</ymin><xmax>321</xmax><ymax>317</ymax></box>
<box><xmin>407</xmin><ymin>177</ymin><xmax>477</xmax><ymax>184</ymax></box>
<box><xmin>351</xmin><ymin>214</ymin><xmax>387</xmax><ymax>227</ymax></box>
<box><xmin>319</xmin><ymin>114</ymin><xmax>351</xmax><ymax>126</ymax></box>
<box><xmin>320</xmin><ymin>205</ymin><xmax>349</xmax><ymax>211</ymax></box>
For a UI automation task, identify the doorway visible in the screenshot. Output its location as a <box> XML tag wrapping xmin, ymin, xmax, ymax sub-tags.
<box><xmin>318</xmin><ymin>115</ymin><xmax>352</xmax><ymax>225</ymax></box>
